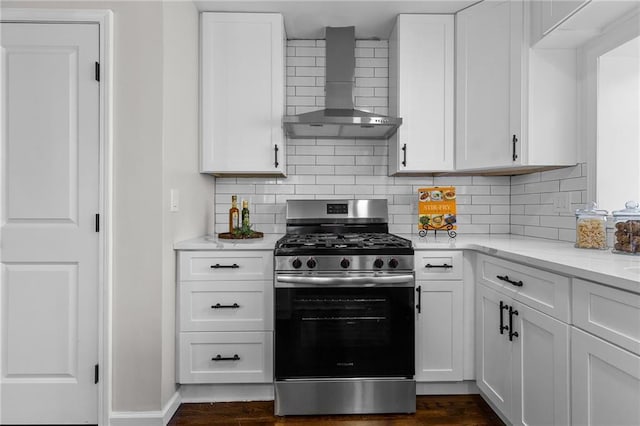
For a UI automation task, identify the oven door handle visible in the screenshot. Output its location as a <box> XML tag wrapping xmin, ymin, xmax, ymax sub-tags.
<box><xmin>275</xmin><ymin>274</ymin><xmax>415</xmax><ymax>287</ymax></box>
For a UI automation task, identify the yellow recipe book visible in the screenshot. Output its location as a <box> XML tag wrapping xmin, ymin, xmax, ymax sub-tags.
<box><xmin>418</xmin><ymin>186</ymin><xmax>457</xmax><ymax>231</ymax></box>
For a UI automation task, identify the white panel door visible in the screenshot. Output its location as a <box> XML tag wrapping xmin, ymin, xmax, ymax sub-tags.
<box><xmin>572</xmin><ymin>327</ymin><xmax>640</xmax><ymax>426</ymax></box>
<box><xmin>475</xmin><ymin>284</ymin><xmax>512</xmax><ymax>419</ymax></box>
<box><xmin>511</xmin><ymin>302</ymin><xmax>570</xmax><ymax>426</ymax></box>
<box><xmin>1</xmin><ymin>22</ymin><xmax>99</xmax><ymax>424</ymax></box>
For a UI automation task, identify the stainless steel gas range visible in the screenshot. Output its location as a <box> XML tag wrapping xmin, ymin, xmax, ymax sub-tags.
<box><xmin>273</xmin><ymin>199</ymin><xmax>416</xmax><ymax>416</ymax></box>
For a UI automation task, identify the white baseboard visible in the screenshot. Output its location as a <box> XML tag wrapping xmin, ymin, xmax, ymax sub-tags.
<box><xmin>179</xmin><ymin>383</ymin><xmax>274</xmax><ymax>403</ymax></box>
<box><xmin>416</xmin><ymin>380</ymin><xmax>478</xmax><ymax>395</ymax></box>
<box><xmin>109</xmin><ymin>390</ymin><xmax>181</xmax><ymax>426</ymax></box>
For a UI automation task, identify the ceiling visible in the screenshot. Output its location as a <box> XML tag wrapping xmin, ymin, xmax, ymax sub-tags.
<box><xmin>194</xmin><ymin>0</ymin><xmax>479</xmax><ymax>39</ymax></box>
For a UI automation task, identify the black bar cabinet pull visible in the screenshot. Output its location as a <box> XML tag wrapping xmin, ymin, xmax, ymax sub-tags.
<box><xmin>425</xmin><ymin>263</ymin><xmax>453</xmax><ymax>269</ymax></box>
<box><xmin>416</xmin><ymin>286</ymin><xmax>422</xmax><ymax>314</ymax></box>
<box><xmin>274</xmin><ymin>144</ymin><xmax>279</xmax><ymax>168</ymax></box>
<box><xmin>401</xmin><ymin>144</ymin><xmax>407</xmax><ymax>167</ymax></box>
<box><xmin>509</xmin><ymin>306</ymin><xmax>519</xmax><ymax>341</ymax></box>
<box><xmin>210</xmin><ymin>263</ymin><xmax>240</xmax><ymax>269</ymax></box>
<box><xmin>512</xmin><ymin>134</ymin><xmax>518</xmax><ymax>161</ymax></box>
<box><xmin>212</xmin><ymin>354</ymin><xmax>240</xmax><ymax>361</ymax></box>
<box><xmin>499</xmin><ymin>301</ymin><xmax>509</xmax><ymax>334</ymax></box>
<box><xmin>211</xmin><ymin>303</ymin><xmax>240</xmax><ymax>309</ymax></box>
<box><xmin>496</xmin><ymin>275</ymin><xmax>523</xmax><ymax>287</ymax></box>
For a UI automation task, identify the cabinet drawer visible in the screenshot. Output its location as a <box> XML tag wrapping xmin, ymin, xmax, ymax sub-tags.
<box><xmin>415</xmin><ymin>251</ymin><xmax>463</xmax><ymax>280</ymax></box>
<box><xmin>179</xmin><ymin>251</ymin><xmax>272</xmax><ymax>281</ymax></box>
<box><xmin>179</xmin><ymin>281</ymin><xmax>273</xmax><ymax>332</ymax></box>
<box><xmin>573</xmin><ymin>279</ymin><xmax>640</xmax><ymax>356</ymax></box>
<box><xmin>477</xmin><ymin>254</ymin><xmax>570</xmax><ymax>322</ymax></box>
<box><xmin>178</xmin><ymin>331</ymin><xmax>273</xmax><ymax>384</ymax></box>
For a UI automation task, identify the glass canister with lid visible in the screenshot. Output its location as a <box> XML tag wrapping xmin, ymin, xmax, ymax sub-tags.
<box><xmin>612</xmin><ymin>200</ymin><xmax>640</xmax><ymax>255</ymax></box>
<box><xmin>575</xmin><ymin>202</ymin><xmax>608</xmax><ymax>249</ymax></box>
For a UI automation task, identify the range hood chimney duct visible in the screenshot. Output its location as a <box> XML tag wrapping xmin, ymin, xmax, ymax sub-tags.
<box><xmin>283</xmin><ymin>26</ymin><xmax>402</xmax><ymax>140</ymax></box>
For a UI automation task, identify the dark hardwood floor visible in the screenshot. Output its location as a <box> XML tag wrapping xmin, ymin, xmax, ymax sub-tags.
<box><xmin>168</xmin><ymin>395</ymin><xmax>505</xmax><ymax>425</ymax></box>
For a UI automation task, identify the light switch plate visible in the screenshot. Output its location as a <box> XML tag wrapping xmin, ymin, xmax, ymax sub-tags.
<box><xmin>552</xmin><ymin>192</ymin><xmax>571</xmax><ymax>213</ymax></box>
<box><xmin>170</xmin><ymin>189</ymin><xmax>179</xmax><ymax>212</ymax></box>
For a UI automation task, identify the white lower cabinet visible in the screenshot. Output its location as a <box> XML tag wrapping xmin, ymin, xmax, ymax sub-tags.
<box><xmin>571</xmin><ymin>327</ymin><xmax>640</xmax><ymax>426</ymax></box>
<box><xmin>415</xmin><ymin>251</ymin><xmax>464</xmax><ymax>382</ymax></box>
<box><xmin>176</xmin><ymin>250</ymin><xmax>273</xmax><ymax>384</ymax></box>
<box><xmin>476</xmin><ymin>282</ymin><xmax>570</xmax><ymax>425</ymax></box>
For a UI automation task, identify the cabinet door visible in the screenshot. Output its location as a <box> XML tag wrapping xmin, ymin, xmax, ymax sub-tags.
<box><xmin>511</xmin><ymin>302</ymin><xmax>570</xmax><ymax>426</ymax></box>
<box><xmin>571</xmin><ymin>327</ymin><xmax>640</xmax><ymax>426</ymax></box>
<box><xmin>201</xmin><ymin>13</ymin><xmax>285</xmax><ymax>175</ymax></box>
<box><xmin>456</xmin><ymin>0</ymin><xmax>523</xmax><ymax>170</ymax></box>
<box><xmin>475</xmin><ymin>284</ymin><xmax>512</xmax><ymax>418</ymax></box>
<box><xmin>415</xmin><ymin>281</ymin><xmax>463</xmax><ymax>381</ymax></box>
<box><xmin>389</xmin><ymin>15</ymin><xmax>454</xmax><ymax>174</ymax></box>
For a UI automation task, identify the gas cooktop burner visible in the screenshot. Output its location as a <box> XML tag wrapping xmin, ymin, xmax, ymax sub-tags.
<box><xmin>274</xmin><ymin>232</ymin><xmax>413</xmax><ymax>256</ymax></box>
<box><xmin>278</xmin><ymin>233</ymin><xmax>410</xmax><ymax>249</ymax></box>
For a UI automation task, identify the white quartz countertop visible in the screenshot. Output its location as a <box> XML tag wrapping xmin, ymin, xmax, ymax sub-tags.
<box><xmin>409</xmin><ymin>234</ymin><xmax>640</xmax><ymax>294</ymax></box>
<box><xmin>174</xmin><ymin>234</ymin><xmax>283</xmax><ymax>251</ymax></box>
<box><xmin>174</xmin><ymin>233</ymin><xmax>640</xmax><ymax>294</ymax></box>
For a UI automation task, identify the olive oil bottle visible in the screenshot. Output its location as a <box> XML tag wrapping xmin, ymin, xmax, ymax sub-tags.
<box><xmin>228</xmin><ymin>195</ymin><xmax>239</xmax><ymax>233</ymax></box>
<box><xmin>241</xmin><ymin>200</ymin><xmax>250</xmax><ymax>228</ymax></box>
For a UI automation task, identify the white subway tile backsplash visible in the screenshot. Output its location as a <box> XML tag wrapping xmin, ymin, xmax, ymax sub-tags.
<box><xmin>295</xmin><ymin>145</ymin><xmax>335</xmax><ymax>156</ymax></box>
<box><xmin>559</xmin><ymin>177</ymin><xmax>587</xmax><ymax>192</ymax></box>
<box><xmin>335</xmin><ymin>185</ymin><xmax>374</xmax><ymax>195</ymax></box>
<box><xmin>335</xmin><ymin>165</ymin><xmax>374</xmax><ymax>175</ymax></box>
<box><xmin>355</xmin><ymin>47</ymin><xmax>375</xmax><ymax>57</ymax></box>
<box><xmin>356</xmin><ymin>77</ymin><xmax>388</xmax><ymax>88</ymax></box>
<box><xmin>524</xmin><ymin>226</ymin><xmax>559</xmax><ymax>240</ymax></box>
<box><xmin>295</xmin><ymin>47</ymin><xmax>325</xmax><ymax>57</ymax></box>
<box><xmin>287</xmin><ymin>56</ymin><xmax>315</xmax><ymax>66</ymax></box>
<box><xmin>316</xmin><ymin>156</ymin><xmax>355</xmax><ymax>165</ymax></box>
<box><xmin>374</xmin><ymin>48</ymin><xmax>389</xmax><ymax>58</ymax></box>
<box><xmin>296</xmin><ymin>165</ymin><xmax>335</xmax><ymax>175</ymax></box>
<box><xmin>295</xmin><ymin>184</ymin><xmax>335</xmax><ymax>194</ymax></box>
<box><xmin>524</xmin><ymin>180</ymin><xmax>560</xmax><ymax>193</ymax></box>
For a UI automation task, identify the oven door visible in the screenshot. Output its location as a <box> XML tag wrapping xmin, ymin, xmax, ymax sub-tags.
<box><xmin>274</xmin><ymin>273</ymin><xmax>415</xmax><ymax>380</ymax></box>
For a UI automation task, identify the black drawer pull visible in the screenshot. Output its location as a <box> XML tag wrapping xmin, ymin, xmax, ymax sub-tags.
<box><xmin>210</xmin><ymin>263</ymin><xmax>240</xmax><ymax>269</ymax></box>
<box><xmin>212</xmin><ymin>354</ymin><xmax>240</xmax><ymax>361</ymax></box>
<box><xmin>425</xmin><ymin>263</ymin><xmax>453</xmax><ymax>269</ymax></box>
<box><xmin>211</xmin><ymin>303</ymin><xmax>240</xmax><ymax>309</ymax></box>
<box><xmin>496</xmin><ymin>275</ymin><xmax>523</xmax><ymax>287</ymax></box>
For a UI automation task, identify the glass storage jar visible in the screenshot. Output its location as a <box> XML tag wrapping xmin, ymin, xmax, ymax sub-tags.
<box><xmin>612</xmin><ymin>200</ymin><xmax>640</xmax><ymax>255</ymax></box>
<box><xmin>575</xmin><ymin>202</ymin><xmax>608</xmax><ymax>249</ymax></box>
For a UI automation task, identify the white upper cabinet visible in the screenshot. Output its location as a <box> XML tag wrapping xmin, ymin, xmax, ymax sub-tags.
<box><xmin>456</xmin><ymin>0</ymin><xmax>578</xmax><ymax>173</ymax></box>
<box><xmin>388</xmin><ymin>14</ymin><xmax>454</xmax><ymax>175</ymax></box>
<box><xmin>456</xmin><ymin>0</ymin><xmax>522</xmax><ymax>171</ymax></box>
<box><xmin>200</xmin><ymin>13</ymin><xmax>286</xmax><ymax>176</ymax></box>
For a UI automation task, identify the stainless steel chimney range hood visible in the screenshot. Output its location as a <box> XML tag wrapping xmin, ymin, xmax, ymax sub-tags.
<box><xmin>283</xmin><ymin>26</ymin><xmax>402</xmax><ymax>140</ymax></box>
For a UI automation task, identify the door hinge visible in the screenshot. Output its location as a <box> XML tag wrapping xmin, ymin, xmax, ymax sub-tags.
<box><xmin>94</xmin><ymin>364</ymin><xmax>99</xmax><ymax>384</ymax></box>
<box><xmin>95</xmin><ymin>62</ymin><xmax>100</xmax><ymax>82</ymax></box>
<box><xmin>95</xmin><ymin>213</ymin><xmax>100</xmax><ymax>232</ymax></box>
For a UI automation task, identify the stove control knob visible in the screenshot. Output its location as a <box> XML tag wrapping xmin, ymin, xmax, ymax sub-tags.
<box><xmin>292</xmin><ymin>258</ymin><xmax>302</xmax><ymax>269</ymax></box>
<box><xmin>306</xmin><ymin>258</ymin><xmax>317</xmax><ymax>269</ymax></box>
<box><xmin>388</xmin><ymin>258</ymin><xmax>399</xmax><ymax>269</ymax></box>
<box><xmin>340</xmin><ymin>258</ymin><xmax>350</xmax><ymax>269</ymax></box>
<box><xmin>373</xmin><ymin>258</ymin><xmax>384</xmax><ymax>269</ymax></box>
